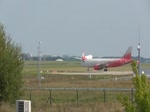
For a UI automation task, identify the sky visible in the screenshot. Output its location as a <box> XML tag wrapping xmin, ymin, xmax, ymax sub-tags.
<box><xmin>0</xmin><ymin>0</ymin><xmax>150</xmax><ymax>58</ymax></box>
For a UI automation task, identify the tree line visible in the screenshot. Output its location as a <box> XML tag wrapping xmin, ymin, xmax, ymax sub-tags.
<box><xmin>22</xmin><ymin>53</ymin><xmax>150</xmax><ymax>63</ymax></box>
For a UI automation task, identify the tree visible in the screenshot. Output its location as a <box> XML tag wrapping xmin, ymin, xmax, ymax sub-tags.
<box><xmin>0</xmin><ymin>24</ymin><xmax>24</xmax><ymax>103</ymax></box>
<box><xmin>118</xmin><ymin>60</ymin><xmax>150</xmax><ymax>112</ymax></box>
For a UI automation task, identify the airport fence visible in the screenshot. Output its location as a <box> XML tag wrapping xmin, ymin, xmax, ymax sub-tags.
<box><xmin>22</xmin><ymin>88</ymin><xmax>135</xmax><ymax>107</ymax></box>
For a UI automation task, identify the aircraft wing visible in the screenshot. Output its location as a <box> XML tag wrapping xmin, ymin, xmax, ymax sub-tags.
<box><xmin>73</xmin><ymin>57</ymin><xmax>82</xmax><ymax>60</ymax></box>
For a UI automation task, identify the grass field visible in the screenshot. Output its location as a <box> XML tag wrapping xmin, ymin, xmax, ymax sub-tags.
<box><xmin>1</xmin><ymin>61</ymin><xmax>150</xmax><ymax>112</ymax></box>
<box><xmin>23</xmin><ymin>61</ymin><xmax>132</xmax><ymax>76</ymax></box>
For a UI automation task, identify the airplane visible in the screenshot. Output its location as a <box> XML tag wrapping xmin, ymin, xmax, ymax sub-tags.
<box><xmin>81</xmin><ymin>46</ymin><xmax>133</xmax><ymax>71</ymax></box>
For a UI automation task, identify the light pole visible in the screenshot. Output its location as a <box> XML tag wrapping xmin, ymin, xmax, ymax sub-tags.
<box><xmin>137</xmin><ymin>43</ymin><xmax>141</xmax><ymax>74</ymax></box>
<box><xmin>38</xmin><ymin>42</ymin><xmax>41</xmax><ymax>87</ymax></box>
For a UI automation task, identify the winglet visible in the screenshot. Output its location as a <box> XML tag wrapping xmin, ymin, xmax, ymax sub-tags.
<box><xmin>122</xmin><ymin>46</ymin><xmax>132</xmax><ymax>59</ymax></box>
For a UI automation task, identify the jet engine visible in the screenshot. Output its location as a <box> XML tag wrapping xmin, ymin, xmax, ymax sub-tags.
<box><xmin>94</xmin><ymin>65</ymin><xmax>103</xmax><ymax>70</ymax></box>
<box><xmin>85</xmin><ymin>55</ymin><xmax>93</xmax><ymax>59</ymax></box>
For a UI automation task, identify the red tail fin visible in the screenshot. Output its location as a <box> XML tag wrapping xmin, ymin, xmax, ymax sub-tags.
<box><xmin>122</xmin><ymin>46</ymin><xmax>132</xmax><ymax>59</ymax></box>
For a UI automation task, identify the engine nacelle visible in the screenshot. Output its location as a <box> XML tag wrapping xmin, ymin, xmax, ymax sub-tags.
<box><xmin>85</xmin><ymin>55</ymin><xmax>93</xmax><ymax>59</ymax></box>
<box><xmin>94</xmin><ymin>65</ymin><xmax>103</xmax><ymax>70</ymax></box>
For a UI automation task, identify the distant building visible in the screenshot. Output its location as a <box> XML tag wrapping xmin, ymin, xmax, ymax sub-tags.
<box><xmin>56</xmin><ymin>59</ymin><xmax>63</xmax><ymax>61</ymax></box>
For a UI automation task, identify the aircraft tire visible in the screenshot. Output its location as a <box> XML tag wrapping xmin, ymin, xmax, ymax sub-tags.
<box><xmin>104</xmin><ymin>68</ymin><xmax>107</xmax><ymax>71</ymax></box>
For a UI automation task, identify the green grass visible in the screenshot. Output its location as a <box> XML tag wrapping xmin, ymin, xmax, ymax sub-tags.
<box><xmin>23</xmin><ymin>61</ymin><xmax>83</xmax><ymax>76</ymax></box>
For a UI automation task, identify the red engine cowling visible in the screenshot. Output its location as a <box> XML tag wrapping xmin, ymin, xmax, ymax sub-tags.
<box><xmin>94</xmin><ymin>65</ymin><xmax>103</xmax><ymax>70</ymax></box>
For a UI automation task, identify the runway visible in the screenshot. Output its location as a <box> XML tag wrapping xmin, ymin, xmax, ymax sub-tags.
<box><xmin>51</xmin><ymin>71</ymin><xmax>133</xmax><ymax>76</ymax></box>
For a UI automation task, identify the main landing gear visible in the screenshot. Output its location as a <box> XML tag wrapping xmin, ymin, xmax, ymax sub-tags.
<box><xmin>104</xmin><ymin>68</ymin><xmax>108</xmax><ymax>71</ymax></box>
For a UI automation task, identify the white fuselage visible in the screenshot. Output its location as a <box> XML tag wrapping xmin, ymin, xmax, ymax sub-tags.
<box><xmin>81</xmin><ymin>58</ymin><xmax>120</xmax><ymax>67</ymax></box>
